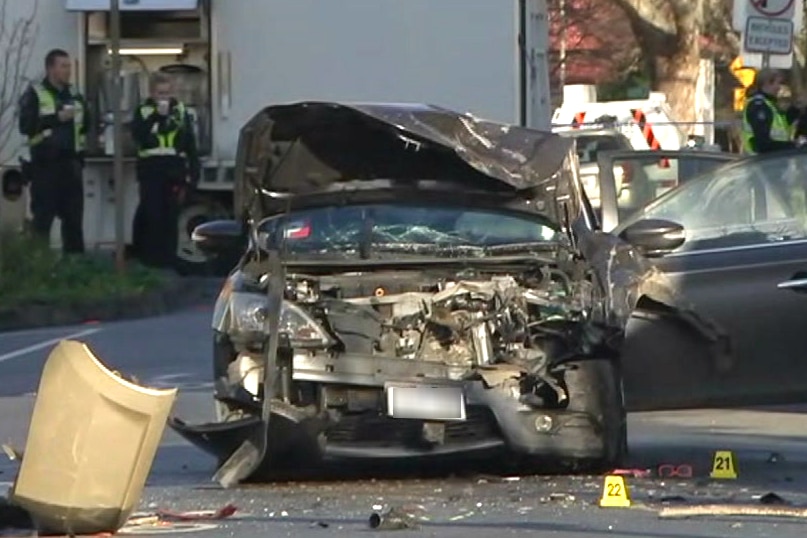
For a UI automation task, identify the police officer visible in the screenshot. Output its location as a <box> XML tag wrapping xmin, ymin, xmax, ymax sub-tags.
<box><xmin>18</xmin><ymin>49</ymin><xmax>89</xmax><ymax>254</ymax></box>
<box><xmin>741</xmin><ymin>68</ymin><xmax>805</xmax><ymax>155</ymax></box>
<box><xmin>130</xmin><ymin>72</ymin><xmax>200</xmax><ymax>269</ymax></box>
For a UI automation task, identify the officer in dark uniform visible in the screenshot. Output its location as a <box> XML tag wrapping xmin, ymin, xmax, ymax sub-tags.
<box><xmin>741</xmin><ymin>68</ymin><xmax>805</xmax><ymax>155</ymax></box>
<box><xmin>130</xmin><ymin>72</ymin><xmax>200</xmax><ymax>269</ymax></box>
<box><xmin>18</xmin><ymin>48</ymin><xmax>89</xmax><ymax>254</ymax></box>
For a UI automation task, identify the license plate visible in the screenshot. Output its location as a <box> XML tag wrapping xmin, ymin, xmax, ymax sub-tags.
<box><xmin>385</xmin><ymin>384</ymin><xmax>466</xmax><ymax>421</ymax></box>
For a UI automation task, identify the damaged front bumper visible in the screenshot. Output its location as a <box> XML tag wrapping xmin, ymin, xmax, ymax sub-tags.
<box><xmin>169</xmin><ymin>352</ymin><xmax>607</xmax><ymax>467</ymax></box>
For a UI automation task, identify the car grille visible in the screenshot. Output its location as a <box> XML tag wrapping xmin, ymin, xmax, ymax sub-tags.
<box><xmin>325</xmin><ymin>406</ymin><xmax>500</xmax><ymax>447</ymax></box>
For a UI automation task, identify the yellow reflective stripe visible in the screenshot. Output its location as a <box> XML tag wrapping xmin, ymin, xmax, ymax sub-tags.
<box><xmin>33</xmin><ymin>84</ymin><xmax>56</xmax><ymax>115</ymax></box>
<box><xmin>30</xmin><ymin>84</ymin><xmax>85</xmax><ymax>151</ymax></box>
<box><xmin>137</xmin><ymin>102</ymin><xmax>187</xmax><ymax>158</ymax></box>
<box><xmin>139</xmin><ymin>147</ymin><xmax>179</xmax><ymax>156</ymax></box>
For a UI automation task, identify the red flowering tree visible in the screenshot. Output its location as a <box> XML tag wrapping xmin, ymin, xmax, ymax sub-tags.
<box><xmin>548</xmin><ymin>0</ymin><xmax>639</xmax><ymax>94</ymax></box>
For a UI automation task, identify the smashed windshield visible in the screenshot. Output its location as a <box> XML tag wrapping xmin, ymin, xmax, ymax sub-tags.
<box><xmin>259</xmin><ymin>204</ymin><xmax>561</xmax><ymax>258</ymax></box>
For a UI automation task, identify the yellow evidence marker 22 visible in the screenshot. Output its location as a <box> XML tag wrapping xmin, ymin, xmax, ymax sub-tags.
<box><xmin>710</xmin><ymin>450</ymin><xmax>738</xmax><ymax>479</ymax></box>
<box><xmin>599</xmin><ymin>475</ymin><xmax>631</xmax><ymax>508</ymax></box>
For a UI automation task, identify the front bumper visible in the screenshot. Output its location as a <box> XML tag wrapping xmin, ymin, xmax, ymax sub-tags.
<box><xmin>169</xmin><ymin>377</ymin><xmax>607</xmax><ymax>466</ymax></box>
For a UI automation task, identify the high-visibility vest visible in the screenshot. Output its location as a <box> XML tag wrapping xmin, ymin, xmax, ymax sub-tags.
<box><xmin>29</xmin><ymin>83</ymin><xmax>85</xmax><ymax>151</ymax></box>
<box><xmin>742</xmin><ymin>93</ymin><xmax>791</xmax><ymax>155</ymax></box>
<box><xmin>137</xmin><ymin>102</ymin><xmax>187</xmax><ymax>158</ymax></box>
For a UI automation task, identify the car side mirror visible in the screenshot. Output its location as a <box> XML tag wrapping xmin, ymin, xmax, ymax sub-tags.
<box><xmin>191</xmin><ymin>219</ymin><xmax>244</xmax><ymax>256</ymax></box>
<box><xmin>619</xmin><ymin>218</ymin><xmax>685</xmax><ymax>257</ymax></box>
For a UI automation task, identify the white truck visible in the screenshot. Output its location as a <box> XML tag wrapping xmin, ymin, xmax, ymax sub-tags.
<box><xmin>0</xmin><ymin>0</ymin><xmax>553</xmax><ymax>274</ymax></box>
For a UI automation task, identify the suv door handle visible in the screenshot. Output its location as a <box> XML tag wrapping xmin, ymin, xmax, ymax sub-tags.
<box><xmin>777</xmin><ymin>278</ymin><xmax>807</xmax><ymax>290</ymax></box>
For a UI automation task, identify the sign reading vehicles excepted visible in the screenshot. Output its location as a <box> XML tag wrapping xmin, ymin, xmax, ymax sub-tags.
<box><xmin>744</xmin><ymin>16</ymin><xmax>794</xmax><ymax>54</ymax></box>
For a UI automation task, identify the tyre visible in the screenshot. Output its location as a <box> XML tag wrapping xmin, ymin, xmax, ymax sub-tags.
<box><xmin>562</xmin><ymin>358</ymin><xmax>627</xmax><ymax>471</ymax></box>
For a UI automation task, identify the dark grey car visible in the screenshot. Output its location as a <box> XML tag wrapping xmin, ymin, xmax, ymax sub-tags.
<box><xmin>596</xmin><ymin>148</ymin><xmax>807</xmax><ymax>410</ymax></box>
<box><xmin>168</xmin><ymin>102</ymin><xmax>722</xmax><ymax>486</ymax></box>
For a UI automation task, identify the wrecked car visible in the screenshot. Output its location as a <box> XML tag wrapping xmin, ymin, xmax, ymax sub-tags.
<box><xmin>170</xmin><ymin>102</ymin><xmax>720</xmax><ymax>485</ymax></box>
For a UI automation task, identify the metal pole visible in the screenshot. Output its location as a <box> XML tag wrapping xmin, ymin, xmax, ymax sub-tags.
<box><xmin>762</xmin><ymin>52</ymin><xmax>771</xmax><ymax>69</ymax></box>
<box><xmin>110</xmin><ymin>0</ymin><xmax>126</xmax><ymax>272</ymax></box>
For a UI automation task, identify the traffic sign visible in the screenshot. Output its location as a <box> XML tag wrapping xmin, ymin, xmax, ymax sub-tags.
<box><xmin>734</xmin><ymin>0</ymin><xmax>799</xmax><ymax>31</ymax></box>
<box><xmin>744</xmin><ymin>16</ymin><xmax>794</xmax><ymax>54</ymax></box>
<box><xmin>734</xmin><ymin>88</ymin><xmax>747</xmax><ymax>112</ymax></box>
<box><xmin>730</xmin><ymin>56</ymin><xmax>755</xmax><ymax>87</ymax></box>
<box><xmin>750</xmin><ymin>0</ymin><xmax>796</xmax><ymax>19</ymax></box>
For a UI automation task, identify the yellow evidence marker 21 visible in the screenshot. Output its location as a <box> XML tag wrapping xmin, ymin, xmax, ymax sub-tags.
<box><xmin>599</xmin><ymin>475</ymin><xmax>631</xmax><ymax>508</ymax></box>
<box><xmin>710</xmin><ymin>450</ymin><xmax>738</xmax><ymax>479</ymax></box>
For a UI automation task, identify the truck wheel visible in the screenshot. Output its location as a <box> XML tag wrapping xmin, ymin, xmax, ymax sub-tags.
<box><xmin>563</xmin><ymin>358</ymin><xmax>627</xmax><ymax>472</ymax></box>
<box><xmin>175</xmin><ymin>198</ymin><xmax>232</xmax><ymax>276</ymax></box>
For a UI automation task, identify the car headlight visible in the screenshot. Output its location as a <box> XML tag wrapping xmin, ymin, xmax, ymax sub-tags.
<box><xmin>229</xmin><ymin>292</ymin><xmax>334</xmax><ymax>347</ymax></box>
<box><xmin>229</xmin><ymin>292</ymin><xmax>270</xmax><ymax>333</ymax></box>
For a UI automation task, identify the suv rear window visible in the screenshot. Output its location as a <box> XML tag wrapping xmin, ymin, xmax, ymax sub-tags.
<box><xmin>574</xmin><ymin>135</ymin><xmax>629</xmax><ymax>164</ymax></box>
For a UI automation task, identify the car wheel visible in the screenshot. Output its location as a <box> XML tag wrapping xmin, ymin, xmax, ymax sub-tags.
<box><xmin>563</xmin><ymin>358</ymin><xmax>627</xmax><ymax>472</ymax></box>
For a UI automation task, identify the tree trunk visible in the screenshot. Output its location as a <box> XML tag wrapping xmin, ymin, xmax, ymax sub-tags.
<box><xmin>654</xmin><ymin>1</ymin><xmax>702</xmax><ymax>135</ymax></box>
<box><xmin>611</xmin><ymin>0</ymin><xmax>704</xmax><ymax>135</ymax></box>
<box><xmin>655</xmin><ymin>42</ymin><xmax>701</xmax><ymax>133</ymax></box>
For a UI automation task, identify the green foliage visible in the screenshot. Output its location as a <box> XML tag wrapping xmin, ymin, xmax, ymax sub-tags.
<box><xmin>597</xmin><ymin>70</ymin><xmax>651</xmax><ymax>101</ymax></box>
<box><xmin>0</xmin><ymin>231</ymin><xmax>166</xmax><ymax>307</ymax></box>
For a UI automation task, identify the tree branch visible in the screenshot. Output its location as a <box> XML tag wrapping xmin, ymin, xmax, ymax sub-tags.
<box><xmin>0</xmin><ymin>0</ymin><xmax>39</xmax><ymax>164</ymax></box>
<box><xmin>609</xmin><ymin>0</ymin><xmax>678</xmax><ymax>55</ymax></box>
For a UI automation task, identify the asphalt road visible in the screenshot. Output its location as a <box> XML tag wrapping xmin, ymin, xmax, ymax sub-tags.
<box><xmin>2</xmin><ymin>295</ymin><xmax>807</xmax><ymax>537</ymax></box>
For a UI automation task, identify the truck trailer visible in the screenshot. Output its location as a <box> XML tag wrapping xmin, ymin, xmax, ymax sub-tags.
<box><xmin>0</xmin><ymin>0</ymin><xmax>553</xmax><ymax>274</ymax></box>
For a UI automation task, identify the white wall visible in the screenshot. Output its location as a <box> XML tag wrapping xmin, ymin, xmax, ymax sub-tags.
<box><xmin>211</xmin><ymin>0</ymin><xmax>520</xmax><ymax>161</ymax></box>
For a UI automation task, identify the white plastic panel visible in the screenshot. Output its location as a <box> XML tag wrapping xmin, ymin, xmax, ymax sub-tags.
<box><xmin>65</xmin><ymin>0</ymin><xmax>198</xmax><ymax>11</ymax></box>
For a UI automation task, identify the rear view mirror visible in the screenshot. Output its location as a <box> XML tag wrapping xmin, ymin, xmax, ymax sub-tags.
<box><xmin>191</xmin><ymin>219</ymin><xmax>244</xmax><ymax>257</ymax></box>
<box><xmin>619</xmin><ymin>218</ymin><xmax>685</xmax><ymax>257</ymax></box>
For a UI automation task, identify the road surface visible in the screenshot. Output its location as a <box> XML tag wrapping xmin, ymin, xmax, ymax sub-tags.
<box><xmin>1</xmin><ymin>297</ymin><xmax>807</xmax><ymax>537</ymax></box>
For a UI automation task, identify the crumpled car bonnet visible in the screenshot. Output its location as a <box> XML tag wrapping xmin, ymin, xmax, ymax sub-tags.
<box><xmin>233</xmin><ymin>101</ymin><xmax>576</xmax><ymax>223</ymax></box>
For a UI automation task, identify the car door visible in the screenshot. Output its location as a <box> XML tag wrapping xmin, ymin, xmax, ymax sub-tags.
<box><xmin>598</xmin><ymin>150</ymin><xmax>807</xmax><ymax>411</ymax></box>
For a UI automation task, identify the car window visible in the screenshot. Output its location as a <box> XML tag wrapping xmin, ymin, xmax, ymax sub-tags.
<box><xmin>605</xmin><ymin>154</ymin><xmax>735</xmax><ymax>227</ymax></box>
<box><xmin>618</xmin><ymin>152</ymin><xmax>807</xmax><ymax>253</ymax></box>
<box><xmin>260</xmin><ymin>204</ymin><xmax>560</xmax><ymax>258</ymax></box>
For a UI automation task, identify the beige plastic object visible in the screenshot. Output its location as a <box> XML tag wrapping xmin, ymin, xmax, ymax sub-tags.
<box><xmin>9</xmin><ymin>340</ymin><xmax>177</xmax><ymax>536</ymax></box>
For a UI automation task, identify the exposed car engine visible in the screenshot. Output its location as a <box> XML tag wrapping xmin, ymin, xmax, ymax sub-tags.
<box><xmin>224</xmin><ymin>265</ymin><xmax>605</xmax><ymax>414</ymax></box>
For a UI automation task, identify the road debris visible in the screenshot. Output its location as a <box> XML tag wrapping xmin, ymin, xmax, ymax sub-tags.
<box><xmin>609</xmin><ymin>468</ymin><xmax>652</xmax><ymax>478</ymax></box>
<box><xmin>659</xmin><ymin>504</ymin><xmax>807</xmax><ymax>520</ymax></box>
<box><xmin>756</xmin><ymin>492</ymin><xmax>790</xmax><ymax>506</ymax></box>
<box><xmin>540</xmin><ymin>493</ymin><xmax>576</xmax><ymax>503</ymax></box>
<box><xmin>656</xmin><ymin>464</ymin><xmax>693</xmax><ymax>478</ymax></box>
<box><xmin>7</xmin><ymin>340</ymin><xmax>177</xmax><ymax>536</ymax></box>
<box><xmin>0</xmin><ymin>446</ymin><xmax>21</xmax><ymax>463</ymax></box>
<box><xmin>155</xmin><ymin>504</ymin><xmax>238</xmax><ymax>521</ymax></box>
<box><xmin>368</xmin><ymin>507</ymin><xmax>421</xmax><ymax>530</ymax></box>
<box><xmin>113</xmin><ymin>505</ymin><xmax>238</xmax><ymax>534</ymax></box>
